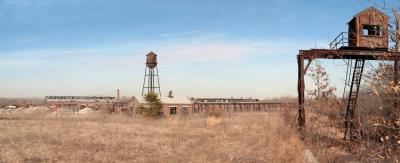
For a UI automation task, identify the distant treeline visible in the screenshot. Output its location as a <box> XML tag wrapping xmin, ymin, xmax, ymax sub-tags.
<box><xmin>0</xmin><ymin>96</ymin><xmax>131</xmax><ymax>107</ymax></box>
<box><xmin>261</xmin><ymin>96</ymin><xmax>297</xmax><ymax>103</ymax></box>
<box><xmin>0</xmin><ymin>98</ymin><xmax>46</xmax><ymax>107</ymax></box>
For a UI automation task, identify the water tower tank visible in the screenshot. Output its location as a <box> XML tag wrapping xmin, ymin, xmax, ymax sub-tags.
<box><xmin>146</xmin><ymin>51</ymin><xmax>157</xmax><ymax>69</ymax></box>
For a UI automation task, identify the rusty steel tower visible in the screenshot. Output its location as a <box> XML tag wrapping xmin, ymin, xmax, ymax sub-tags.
<box><xmin>142</xmin><ymin>51</ymin><xmax>161</xmax><ymax>96</ymax></box>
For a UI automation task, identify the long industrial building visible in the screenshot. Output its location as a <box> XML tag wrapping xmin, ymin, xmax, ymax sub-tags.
<box><xmin>45</xmin><ymin>96</ymin><xmax>115</xmax><ymax>109</ymax></box>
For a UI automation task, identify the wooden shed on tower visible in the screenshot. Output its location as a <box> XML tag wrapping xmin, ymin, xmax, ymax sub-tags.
<box><xmin>347</xmin><ymin>7</ymin><xmax>389</xmax><ymax>50</ymax></box>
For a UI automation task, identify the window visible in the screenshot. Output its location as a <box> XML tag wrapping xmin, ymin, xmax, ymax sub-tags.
<box><xmin>170</xmin><ymin>107</ymin><xmax>177</xmax><ymax>115</ymax></box>
<box><xmin>362</xmin><ymin>25</ymin><xmax>382</xmax><ymax>37</ymax></box>
<box><xmin>182</xmin><ymin>107</ymin><xmax>189</xmax><ymax>115</ymax></box>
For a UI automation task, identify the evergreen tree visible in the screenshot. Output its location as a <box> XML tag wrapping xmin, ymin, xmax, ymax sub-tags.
<box><xmin>136</xmin><ymin>92</ymin><xmax>163</xmax><ymax>118</ymax></box>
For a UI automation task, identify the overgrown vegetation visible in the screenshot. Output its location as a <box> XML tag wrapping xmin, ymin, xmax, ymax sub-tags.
<box><xmin>136</xmin><ymin>92</ymin><xmax>163</xmax><ymax>118</ymax></box>
<box><xmin>0</xmin><ymin>112</ymin><xmax>306</xmax><ymax>162</ymax></box>
<box><xmin>305</xmin><ymin>62</ymin><xmax>400</xmax><ymax>161</ymax></box>
<box><xmin>365</xmin><ymin>2</ymin><xmax>400</xmax><ymax>155</ymax></box>
<box><xmin>362</xmin><ymin>62</ymin><xmax>400</xmax><ymax>157</ymax></box>
<box><xmin>304</xmin><ymin>62</ymin><xmax>349</xmax><ymax>161</ymax></box>
<box><xmin>306</xmin><ymin>62</ymin><xmax>341</xmax><ymax>117</ymax></box>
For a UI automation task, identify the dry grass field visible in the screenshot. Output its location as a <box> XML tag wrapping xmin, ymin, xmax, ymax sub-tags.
<box><xmin>0</xmin><ymin>111</ymin><xmax>307</xmax><ymax>162</ymax></box>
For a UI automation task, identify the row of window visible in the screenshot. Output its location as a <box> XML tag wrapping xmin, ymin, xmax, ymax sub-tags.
<box><xmin>169</xmin><ymin>107</ymin><xmax>189</xmax><ymax>115</ymax></box>
<box><xmin>46</xmin><ymin>96</ymin><xmax>115</xmax><ymax>100</ymax></box>
<box><xmin>196</xmin><ymin>99</ymin><xmax>259</xmax><ymax>103</ymax></box>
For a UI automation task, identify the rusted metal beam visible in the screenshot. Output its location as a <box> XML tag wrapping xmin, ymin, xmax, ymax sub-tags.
<box><xmin>304</xmin><ymin>59</ymin><xmax>313</xmax><ymax>73</ymax></box>
<box><xmin>299</xmin><ymin>49</ymin><xmax>400</xmax><ymax>60</ymax></box>
<box><xmin>298</xmin><ymin>48</ymin><xmax>400</xmax><ymax>135</ymax></box>
<box><xmin>297</xmin><ymin>55</ymin><xmax>306</xmax><ymax>128</ymax></box>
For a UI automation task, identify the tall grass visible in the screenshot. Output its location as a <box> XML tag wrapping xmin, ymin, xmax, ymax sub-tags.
<box><xmin>0</xmin><ymin>112</ymin><xmax>306</xmax><ymax>162</ymax></box>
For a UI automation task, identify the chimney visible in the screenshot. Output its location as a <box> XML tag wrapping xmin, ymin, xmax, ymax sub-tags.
<box><xmin>117</xmin><ymin>89</ymin><xmax>120</xmax><ymax>102</ymax></box>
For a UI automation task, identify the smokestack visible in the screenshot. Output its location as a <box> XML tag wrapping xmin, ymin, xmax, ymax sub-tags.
<box><xmin>117</xmin><ymin>89</ymin><xmax>120</xmax><ymax>102</ymax></box>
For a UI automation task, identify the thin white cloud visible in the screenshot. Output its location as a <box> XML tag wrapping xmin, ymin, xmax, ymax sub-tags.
<box><xmin>0</xmin><ymin>60</ymin><xmax>40</xmax><ymax>67</ymax></box>
<box><xmin>3</xmin><ymin>0</ymin><xmax>33</xmax><ymax>7</ymax></box>
<box><xmin>0</xmin><ymin>33</ymin><xmax>324</xmax><ymax>69</ymax></box>
<box><xmin>0</xmin><ymin>32</ymin><xmax>328</xmax><ymax>98</ymax></box>
<box><xmin>153</xmin><ymin>39</ymin><xmax>318</xmax><ymax>63</ymax></box>
<box><xmin>279</xmin><ymin>0</ymin><xmax>340</xmax><ymax>23</ymax></box>
<box><xmin>156</xmin><ymin>41</ymin><xmax>257</xmax><ymax>63</ymax></box>
<box><xmin>159</xmin><ymin>31</ymin><xmax>227</xmax><ymax>39</ymax></box>
<box><xmin>15</xmin><ymin>37</ymin><xmax>39</xmax><ymax>43</ymax></box>
<box><xmin>2</xmin><ymin>0</ymin><xmax>54</xmax><ymax>7</ymax></box>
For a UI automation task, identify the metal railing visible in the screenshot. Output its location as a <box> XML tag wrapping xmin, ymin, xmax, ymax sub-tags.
<box><xmin>330</xmin><ymin>32</ymin><xmax>348</xmax><ymax>49</ymax></box>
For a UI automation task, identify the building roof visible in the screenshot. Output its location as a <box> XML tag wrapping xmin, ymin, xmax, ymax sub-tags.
<box><xmin>353</xmin><ymin>7</ymin><xmax>388</xmax><ymax>18</ymax></box>
<box><xmin>134</xmin><ymin>96</ymin><xmax>192</xmax><ymax>104</ymax></box>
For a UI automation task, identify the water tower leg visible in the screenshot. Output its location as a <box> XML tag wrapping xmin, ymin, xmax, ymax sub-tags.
<box><xmin>142</xmin><ymin>67</ymin><xmax>147</xmax><ymax>96</ymax></box>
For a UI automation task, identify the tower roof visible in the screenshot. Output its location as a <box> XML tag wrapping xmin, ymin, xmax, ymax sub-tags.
<box><xmin>146</xmin><ymin>51</ymin><xmax>157</xmax><ymax>56</ymax></box>
<box><xmin>353</xmin><ymin>6</ymin><xmax>388</xmax><ymax>18</ymax></box>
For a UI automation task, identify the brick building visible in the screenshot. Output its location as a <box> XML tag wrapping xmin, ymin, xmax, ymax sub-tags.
<box><xmin>131</xmin><ymin>96</ymin><xmax>193</xmax><ymax>117</ymax></box>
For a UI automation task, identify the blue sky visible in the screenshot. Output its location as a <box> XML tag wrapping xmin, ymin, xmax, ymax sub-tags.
<box><xmin>0</xmin><ymin>0</ymin><xmax>394</xmax><ymax>98</ymax></box>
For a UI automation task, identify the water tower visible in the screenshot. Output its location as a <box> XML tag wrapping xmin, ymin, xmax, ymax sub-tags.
<box><xmin>142</xmin><ymin>51</ymin><xmax>161</xmax><ymax>96</ymax></box>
